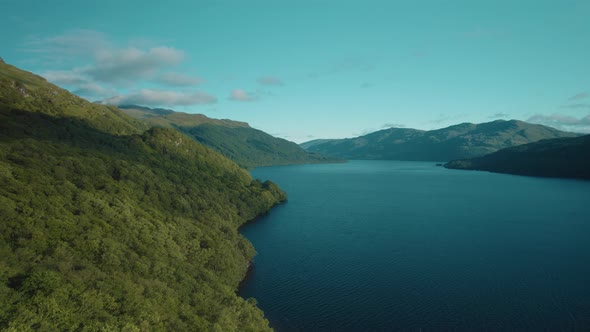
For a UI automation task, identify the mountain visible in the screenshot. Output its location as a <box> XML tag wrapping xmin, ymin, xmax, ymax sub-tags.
<box><xmin>444</xmin><ymin>135</ymin><xmax>590</xmax><ymax>180</ymax></box>
<box><xmin>119</xmin><ymin>105</ymin><xmax>337</xmax><ymax>169</ymax></box>
<box><xmin>0</xmin><ymin>61</ymin><xmax>284</xmax><ymax>331</ymax></box>
<box><xmin>302</xmin><ymin>120</ymin><xmax>580</xmax><ymax>162</ymax></box>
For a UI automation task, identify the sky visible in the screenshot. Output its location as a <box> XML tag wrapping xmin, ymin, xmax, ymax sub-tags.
<box><xmin>1</xmin><ymin>0</ymin><xmax>589</xmax><ymax>142</ymax></box>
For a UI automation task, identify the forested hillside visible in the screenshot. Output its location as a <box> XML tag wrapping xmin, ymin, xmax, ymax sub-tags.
<box><xmin>0</xmin><ymin>62</ymin><xmax>285</xmax><ymax>331</ymax></box>
<box><xmin>444</xmin><ymin>135</ymin><xmax>590</xmax><ymax>180</ymax></box>
<box><xmin>119</xmin><ymin>105</ymin><xmax>337</xmax><ymax>169</ymax></box>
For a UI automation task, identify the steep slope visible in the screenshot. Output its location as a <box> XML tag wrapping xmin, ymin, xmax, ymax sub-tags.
<box><xmin>303</xmin><ymin>120</ymin><xmax>580</xmax><ymax>161</ymax></box>
<box><xmin>119</xmin><ymin>105</ymin><xmax>337</xmax><ymax>169</ymax></box>
<box><xmin>444</xmin><ymin>135</ymin><xmax>590</xmax><ymax>180</ymax></box>
<box><xmin>0</xmin><ymin>64</ymin><xmax>147</xmax><ymax>136</ymax></box>
<box><xmin>0</xmin><ymin>62</ymin><xmax>284</xmax><ymax>331</ymax></box>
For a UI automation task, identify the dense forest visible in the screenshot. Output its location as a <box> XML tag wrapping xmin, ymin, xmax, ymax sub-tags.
<box><xmin>444</xmin><ymin>135</ymin><xmax>590</xmax><ymax>180</ymax></box>
<box><xmin>0</xmin><ymin>62</ymin><xmax>286</xmax><ymax>331</ymax></box>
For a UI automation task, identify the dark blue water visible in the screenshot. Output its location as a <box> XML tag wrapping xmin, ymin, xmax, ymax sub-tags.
<box><xmin>240</xmin><ymin>161</ymin><xmax>590</xmax><ymax>331</ymax></box>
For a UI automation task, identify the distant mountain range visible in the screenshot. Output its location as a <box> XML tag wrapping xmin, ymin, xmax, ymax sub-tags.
<box><xmin>444</xmin><ymin>135</ymin><xmax>590</xmax><ymax>180</ymax></box>
<box><xmin>119</xmin><ymin>105</ymin><xmax>337</xmax><ymax>169</ymax></box>
<box><xmin>302</xmin><ymin>120</ymin><xmax>580</xmax><ymax>162</ymax></box>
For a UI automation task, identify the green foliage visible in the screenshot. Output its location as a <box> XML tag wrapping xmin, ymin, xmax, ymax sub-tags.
<box><xmin>184</xmin><ymin>124</ymin><xmax>336</xmax><ymax>169</ymax></box>
<box><xmin>119</xmin><ymin>105</ymin><xmax>339</xmax><ymax>169</ymax></box>
<box><xmin>0</xmin><ymin>62</ymin><xmax>285</xmax><ymax>331</ymax></box>
<box><xmin>0</xmin><ymin>64</ymin><xmax>147</xmax><ymax>137</ymax></box>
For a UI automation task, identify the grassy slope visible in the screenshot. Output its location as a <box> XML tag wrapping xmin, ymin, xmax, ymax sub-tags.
<box><xmin>0</xmin><ymin>62</ymin><xmax>285</xmax><ymax>331</ymax></box>
<box><xmin>183</xmin><ymin>124</ymin><xmax>335</xmax><ymax>169</ymax></box>
<box><xmin>444</xmin><ymin>135</ymin><xmax>590</xmax><ymax>180</ymax></box>
<box><xmin>120</xmin><ymin>105</ymin><xmax>338</xmax><ymax>169</ymax></box>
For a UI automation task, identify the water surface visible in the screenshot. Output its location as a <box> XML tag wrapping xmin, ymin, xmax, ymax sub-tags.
<box><xmin>240</xmin><ymin>161</ymin><xmax>590</xmax><ymax>331</ymax></box>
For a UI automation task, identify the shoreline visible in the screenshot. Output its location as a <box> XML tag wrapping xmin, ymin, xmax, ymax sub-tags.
<box><xmin>237</xmin><ymin>198</ymin><xmax>287</xmax><ymax>232</ymax></box>
<box><xmin>236</xmin><ymin>198</ymin><xmax>287</xmax><ymax>329</ymax></box>
<box><xmin>237</xmin><ymin>198</ymin><xmax>287</xmax><ymax>288</ymax></box>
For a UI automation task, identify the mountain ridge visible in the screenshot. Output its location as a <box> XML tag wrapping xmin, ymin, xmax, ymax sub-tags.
<box><xmin>119</xmin><ymin>104</ymin><xmax>339</xmax><ymax>169</ymax></box>
<box><xmin>302</xmin><ymin>120</ymin><xmax>580</xmax><ymax>161</ymax></box>
<box><xmin>118</xmin><ymin>104</ymin><xmax>251</xmax><ymax>129</ymax></box>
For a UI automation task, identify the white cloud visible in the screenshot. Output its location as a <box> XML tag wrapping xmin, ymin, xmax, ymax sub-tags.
<box><xmin>568</xmin><ymin>92</ymin><xmax>588</xmax><ymax>100</ymax></box>
<box><xmin>527</xmin><ymin>113</ymin><xmax>590</xmax><ymax>133</ymax></box>
<box><xmin>72</xmin><ymin>83</ymin><xmax>116</xmax><ymax>98</ymax></box>
<box><xmin>561</xmin><ymin>103</ymin><xmax>590</xmax><ymax>110</ymax></box>
<box><xmin>23</xmin><ymin>29</ymin><xmax>110</xmax><ymax>58</ymax></box>
<box><xmin>102</xmin><ymin>89</ymin><xmax>217</xmax><ymax>107</ymax></box>
<box><xmin>155</xmin><ymin>72</ymin><xmax>202</xmax><ymax>86</ymax></box>
<box><xmin>488</xmin><ymin>112</ymin><xmax>510</xmax><ymax>119</ymax></box>
<box><xmin>86</xmin><ymin>47</ymin><xmax>185</xmax><ymax>84</ymax></box>
<box><xmin>381</xmin><ymin>123</ymin><xmax>406</xmax><ymax>128</ymax></box>
<box><xmin>43</xmin><ymin>70</ymin><xmax>87</xmax><ymax>85</ymax></box>
<box><xmin>22</xmin><ymin>30</ymin><xmax>202</xmax><ymax>98</ymax></box>
<box><xmin>229</xmin><ymin>89</ymin><xmax>257</xmax><ymax>101</ymax></box>
<box><xmin>257</xmin><ymin>76</ymin><xmax>284</xmax><ymax>86</ymax></box>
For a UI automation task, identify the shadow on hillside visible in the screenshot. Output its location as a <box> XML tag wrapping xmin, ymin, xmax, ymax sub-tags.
<box><xmin>0</xmin><ymin>107</ymin><xmax>144</xmax><ymax>155</ymax></box>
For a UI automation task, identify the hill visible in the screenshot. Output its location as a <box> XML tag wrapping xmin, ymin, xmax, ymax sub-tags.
<box><xmin>0</xmin><ymin>61</ymin><xmax>284</xmax><ymax>331</ymax></box>
<box><xmin>444</xmin><ymin>135</ymin><xmax>590</xmax><ymax>180</ymax></box>
<box><xmin>302</xmin><ymin>120</ymin><xmax>580</xmax><ymax>162</ymax></box>
<box><xmin>119</xmin><ymin>105</ymin><xmax>337</xmax><ymax>169</ymax></box>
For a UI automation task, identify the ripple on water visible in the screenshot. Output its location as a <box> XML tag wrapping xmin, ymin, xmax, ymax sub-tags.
<box><xmin>240</xmin><ymin>161</ymin><xmax>590</xmax><ymax>331</ymax></box>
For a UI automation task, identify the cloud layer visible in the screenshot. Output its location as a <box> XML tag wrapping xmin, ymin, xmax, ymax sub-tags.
<box><xmin>229</xmin><ymin>89</ymin><xmax>257</xmax><ymax>101</ymax></box>
<box><xmin>257</xmin><ymin>76</ymin><xmax>284</xmax><ymax>86</ymax></box>
<box><xmin>155</xmin><ymin>72</ymin><xmax>202</xmax><ymax>86</ymax></box>
<box><xmin>23</xmin><ymin>29</ymin><xmax>110</xmax><ymax>58</ymax></box>
<box><xmin>86</xmin><ymin>47</ymin><xmax>185</xmax><ymax>84</ymax></box>
<box><xmin>72</xmin><ymin>83</ymin><xmax>116</xmax><ymax>98</ymax></box>
<box><xmin>102</xmin><ymin>89</ymin><xmax>217</xmax><ymax>107</ymax></box>
<box><xmin>527</xmin><ymin>113</ymin><xmax>590</xmax><ymax>133</ymax></box>
<box><xmin>381</xmin><ymin>123</ymin><xmax>406</xmax><ymax>128</ymax></box>
<box><xmin>568</xmin><ymin>92</ymin><xmax>588</xmax><ymax>100</ymax></box>
<box><xmin>28</xmin><ymin>30</ymin><xmax>208</xmax><ymax>102</ymax></box>
<box><xmin>43</xmin><ymin>70</ymin><xmax>87</xmax><ymax>85</ymax></box>
<box><xmin>488</xmin><ymin>112</ymin><xmax>510</xmax><ymax>119</ymax></box>
<box><xmin>561</xmin><ymin>103</ymin><xmax>590</xmax><ymax>110</ymax></box>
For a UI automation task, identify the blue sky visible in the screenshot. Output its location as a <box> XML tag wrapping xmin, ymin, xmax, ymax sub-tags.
<box><xmin>1</xmin><ymin>0</ymin><xmax>589</xmax><ymax>142</ymax></box>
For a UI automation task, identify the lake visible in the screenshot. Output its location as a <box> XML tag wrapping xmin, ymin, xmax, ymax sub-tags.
<box><xmin>239</xmin><ymin>161</ymin><xmax>590</xmax><ymax>331</ymax></box>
